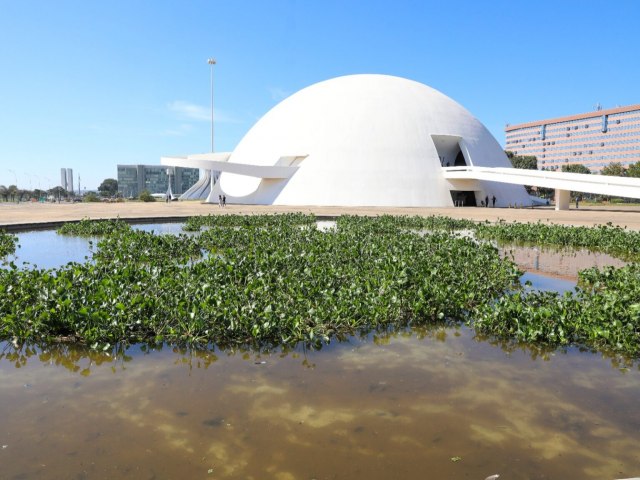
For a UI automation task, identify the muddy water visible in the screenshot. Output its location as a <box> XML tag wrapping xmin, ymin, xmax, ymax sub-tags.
<box><xmin>499</xmin><ymin>244</ymin><xmax>627</xmax><ymax>280</ymax></box>
<box><xmin>1</xmin><ymin>328</ymin><xmax>639</xmax><ymax>480</ymax></box>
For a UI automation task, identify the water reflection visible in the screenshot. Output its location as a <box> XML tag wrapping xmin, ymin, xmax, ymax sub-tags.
<box><xmin>2</xmin><ymin>326</ymin><xmax>640</xmax><ymax>479</ymax></box>
<box><xmin>520</xmin><ymin>271</ymin><xmax>576</xmax><ymax>294</ymax></box>
<box><xmin>5</xmin><ymin>229</ymin><xmax>95</xmax><ymax>269</ymax></box>
<box><xmin>7</xmin><ymin>223</ymin><xmax>188</xmax><ymax>269</ymax></box>
<box><xmin>499</xmin><ymin>244</ymin><xmax>627</xmax><ymax>280</ymax></box>
<box><xmin>2</xmin><ymin>323</ymin><xmax>637</xmax><ymax>376</ymax></box>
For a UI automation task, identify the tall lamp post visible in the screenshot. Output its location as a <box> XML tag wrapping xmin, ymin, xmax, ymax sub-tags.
<box><xmin>207</xmin><ymin>58</ymin><xmax>216</xmax><ymax>153</ymax></box>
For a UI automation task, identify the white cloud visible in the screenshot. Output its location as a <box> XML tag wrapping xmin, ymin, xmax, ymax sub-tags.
<box><xmin>168</xmin><ymin>101</ymin><xmax>210</xmax><ymax>121</ymax></box>
<box><xmin>167</xmin><ymin>101</ymin><xmax>241</xmax><ymax>124</ymax></box>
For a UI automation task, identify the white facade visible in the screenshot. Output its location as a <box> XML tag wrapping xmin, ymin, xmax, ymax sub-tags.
<box><xmin>163</xmin><ymin>74</ymin><xmax>532</xmax><ymax>207</ymax></box>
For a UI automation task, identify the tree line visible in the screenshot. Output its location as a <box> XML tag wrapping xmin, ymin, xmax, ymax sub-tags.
<box><xmin>506</xmin><ymin>151</ymin><xmax>640</xmax><ymax>202</ymax></box>
<box><xmin>506</xmin><ymin>151</ymin><xmax>640</xmax><ymax>177</ymax></box>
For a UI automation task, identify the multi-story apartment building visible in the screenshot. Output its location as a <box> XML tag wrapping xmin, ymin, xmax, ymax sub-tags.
<box><xmin>117</xmin><ymin>165</ymin><xmax>199</xmax><ymax>198</ymax></box>
<box><xmin>505</xmin><ymin>104</ymin><xmax>640</xmax><ymax>173</ymax></box>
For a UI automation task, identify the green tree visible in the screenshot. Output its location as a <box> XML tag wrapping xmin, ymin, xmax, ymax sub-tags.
<box><xmin>138</xmin><ymin>190</ymin><xmax>156</xmax><ymax>202</ymax></box>
<box><xmin>7</xmin><ymin>185</ymin><xmax>18</xmax><ymax>202</ymax></box>
<box><xmin>98</xmin><ymin>178</ymin><xmax>118</xmax><ymax>197</ymax></box>
<box><xmin>49</xmin><ymin>186</ymin><xmax>68</xmax><ymax>201</ymax></box>
<box><xmin>32</xmin><ymin>188</ymin><xmax>46</xmax><ymax>201</ymax></box>
<box><xmin>626</xmin><ymin>161</ymin><xmax>640</xmax><ymax>178</ymax></box>
<box><xmin>600</xmin><ymin>162</ymin><xmax>627</xmax><ymax>177</ymax></box>
<box><xmin>561</xmin><ymin>164</ymin><xmax>591</xmax><ymax>174</ymax></box>
<box><xmin>506</xmin><ymin>151</ymin><xmax>538</xmax><ymax>170</ymax></box>
<box><xmin>83</xmin><ymin>192</ymin><xmax>100</xmax><ymax>202</ymax></box>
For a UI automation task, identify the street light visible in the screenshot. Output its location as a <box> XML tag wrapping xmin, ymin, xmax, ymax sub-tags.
<box><xmin>207</xmin><ymin>58</ymin><xmax>216</xmax><ymax>153</ymax></box>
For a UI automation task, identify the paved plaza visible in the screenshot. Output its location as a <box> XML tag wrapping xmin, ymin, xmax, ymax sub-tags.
<box><xmin>2</xmin><ymin>201</ymin><xmax>640</xmax><ymax>231</ymax></box>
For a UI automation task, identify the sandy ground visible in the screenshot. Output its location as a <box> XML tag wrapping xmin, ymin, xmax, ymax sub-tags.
<box><xmin>2</xmin><ymin>200</ymin><xmax>640</xmax><ymax>230</ymax></box>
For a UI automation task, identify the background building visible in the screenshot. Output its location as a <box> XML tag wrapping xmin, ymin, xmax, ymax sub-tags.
<box><xmin>117</xmin><ymin>165</ymin><xmax>199</xmax><ymax>198</ymax></box>
<box><xmin>60</xmin><ymin>168</ymin><xmax>74</xmax><ymax>193</ymax></box>
<box><xmin>505</xmin><ymin>104</ymin><xmax>640</xmax><ymax>173</ymax></box>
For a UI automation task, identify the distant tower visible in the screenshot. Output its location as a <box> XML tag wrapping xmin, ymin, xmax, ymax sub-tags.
<box><xmin>60</xmin><ymin>168</ymin><xmax>68</xmax><ymax>190</ymax></box>
<box><xmin>66</xmin><ymin>168</ymin><xmax>74</xmax><ymax>193</ymax></box>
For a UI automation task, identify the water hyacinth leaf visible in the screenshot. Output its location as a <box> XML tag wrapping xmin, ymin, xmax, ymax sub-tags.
<box><xmin>0</xmin><ymin>214</ymin><xmax>638</xmax><ymax>360</ymax></box>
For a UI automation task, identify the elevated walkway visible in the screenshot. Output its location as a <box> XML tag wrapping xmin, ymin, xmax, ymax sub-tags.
<box><xmin>161</xmin><ymin>153</ymin><xmax>307</xmax><ymax>202</ymax></box>
<box><xmin>442</xmin><ymin>166</ymin><xmax>640</xmax><ymax>210</ymax></box>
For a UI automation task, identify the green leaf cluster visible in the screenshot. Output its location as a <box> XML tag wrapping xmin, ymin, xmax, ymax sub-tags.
<box><xmin>475</xmin><ymin>220</ymin><xmax>640</xmax><ymax>261</ymax></box>
<box><xmin>57</xmin><ymin>218</ymin><xmax>132</xmax><ymax>236</ymax></box>
<box><xmin>474</xmin><ymin>264</ymin><xmax>640</xmax><ymax>357</ymax></box>
<box><xmin>182</xmin><ymin>213</ymin><xmax>316</xmax><ymax>231</ymax></box>
<box><xmin>139</xmin><ymin>190</ymin><xmax>156</xmax><ymax>202</ymax></box>
<box><xmin>0</xmin><ymin>215</ymin><xmax>520</xmax><ymax>349</ymax></box>
<box><xmin>4</xmin><ymin>214</ymin><xmax>640</xmax><ymax>359</ymax></box>
<box><xmin>0</xmin><ymin>230</ymin><xmax>18</xmax><ymax>258</ymax></box>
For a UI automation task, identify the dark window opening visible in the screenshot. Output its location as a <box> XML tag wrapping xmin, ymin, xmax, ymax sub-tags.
<box><xmin>454</xmin><ymin>150</ymin><xmax>467</xmax><ymax>166</ymax></box>
<box><xmin>450</xmin><ymin>191</ymin><xmax>477</xmax><ymax>207</ymax></box>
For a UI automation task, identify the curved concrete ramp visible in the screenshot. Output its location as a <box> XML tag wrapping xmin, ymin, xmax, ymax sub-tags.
<box><xmin>179</xmin><ymin>169</ymin><xmax>212</xmax><ymax>201</ymax></box>
<box><xmin>443</xmin><ymin>166</ymin><xmax>640</xmax><ymax>210</ymax></box>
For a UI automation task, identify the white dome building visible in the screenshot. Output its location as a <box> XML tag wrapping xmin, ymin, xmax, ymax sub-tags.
<box><xmin>163</xmin><ymin>74</ymin><xmax>531</xmax><ymax>207</ymax></box>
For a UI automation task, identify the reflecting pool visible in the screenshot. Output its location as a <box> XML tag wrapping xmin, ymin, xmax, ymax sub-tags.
<box><xmin>1</xmin><ymin>327</ymin><xmax>638</xmax><ymax>479</ymax></box>
<box><xmin>5</xmin><ymin>223</ymin><xmax>186</xmax><ymax>269</ymax></box>
<box><xmin>7</xmin><ymin>223</ymin><xmax>626</xmax><ymax>288</ymax></box>
<box><xmin>2</xmin><ymin>225</ymin><xmax>639</xmax><ymax>479</ymax></box>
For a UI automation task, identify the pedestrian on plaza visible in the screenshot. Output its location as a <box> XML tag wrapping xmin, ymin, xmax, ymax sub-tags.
<box><xmin>222</xmin><ymin>195</ymin><xmax>226</xmax><ymax>207</ymax></box>
<box><xmin>218</xmin><ymin>195</ymin><xmax>222</xmax><ymax>207</ymax></box>
<box><xmin>485</xmin><ymin>195</ymin><xmax>489</xmax><ymax>208</ymax></box>
<box><xmin>492</xmin><ymin>195</ymin><xmax>496</xmax><ymax>207</ymax></box>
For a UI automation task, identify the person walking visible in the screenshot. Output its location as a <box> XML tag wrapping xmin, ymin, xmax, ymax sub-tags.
<box><xmin>485</xmin><ymin>195</ymin><xmax>489</xmax><ymax>208</ymax></box>
<box><xmin>492</xmin><ymin>195</ymin><xmax>496</xmax><ymax>207</ymax></box>
<box><xmin>222</xmin><ymin>195</ymin><xmax>226</xmax><ymax>207</ymax></box>
<box><xmin>576</xmin><ymin>195</ymin><xmax>580</xmax><ymax>209</ymax></box>
<box><xmin>218</xmin><ymin>195</ymin><xmax>222</xmax><ymax>207</ymax></box>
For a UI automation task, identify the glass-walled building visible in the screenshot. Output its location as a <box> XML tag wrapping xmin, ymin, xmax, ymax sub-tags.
<box><xmin>117</xmin><ymin>165</ymin><xmax>199</xmax><ymax>198</ymax></box>
<box><xmin>505</xmin><ymin>104</ymin><xmax>640</xmax><ymax>173</ymax></box>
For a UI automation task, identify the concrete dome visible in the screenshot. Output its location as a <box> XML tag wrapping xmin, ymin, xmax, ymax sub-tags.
<box><xmin>218</xmin><ymin>74</ymin><xmax>529</xmax><ymax>207</ymax></box>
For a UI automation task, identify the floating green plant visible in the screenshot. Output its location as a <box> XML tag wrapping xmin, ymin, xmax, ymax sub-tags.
<box><xmin>0</xmin><ymin>230</ymin><xmax>18</xmax><ymax>258</ymax></box>
<box><xmin>182</xmin><ymin>212</ymin><xmax>316</xmax><ymax>232</ymax></box>
<box><xmin>0</xmin><ymin>215</ymin><xmax>519</xmax><ymax>349</ymax></box>
<box><xmin>473</xmin><ymin>263</ymin><xmax>640</xmax><ymax>357</ymax></box>
<box><xmin>3</xmin><ymin>214</ymin><xmax>640</xmax><ymax>359</ymax></box>
<box><xmin>57</xmin><ymin>218</ymin><xmax>132</xmax><ymax>236</ymax></box>
<box><xmin>475</xmin><ymin>220</ymin><xmax>640</xmax><ymax>261</ymax></box>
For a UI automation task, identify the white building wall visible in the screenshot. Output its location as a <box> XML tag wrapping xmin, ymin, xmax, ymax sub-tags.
<box><xmin>219</xmin><ymin>74</ymin><xmax>530</xmax><ymax>207</ymax></box>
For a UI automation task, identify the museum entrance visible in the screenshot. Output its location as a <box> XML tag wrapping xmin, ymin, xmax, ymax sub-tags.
<box><xmin>450</xmin><ymin>190</ymin><xmax>477</xmax><ymax>207</ymax></box>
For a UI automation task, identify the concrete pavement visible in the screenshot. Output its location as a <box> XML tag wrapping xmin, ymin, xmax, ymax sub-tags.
<box><xmin>2</xmin><ymin>201</ymin><xmax>640</xmax><ymax>231</ymax></box>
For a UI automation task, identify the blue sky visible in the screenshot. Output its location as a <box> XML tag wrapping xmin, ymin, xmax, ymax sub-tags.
<box><xmin>1</xmin><ymin>0</ymin><xmax>639</xmax><ymax>190</ymax></box>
